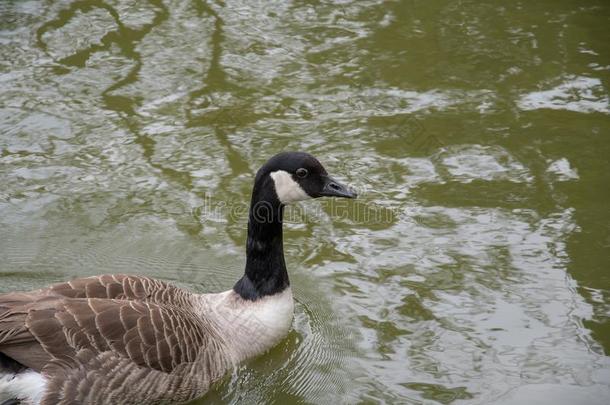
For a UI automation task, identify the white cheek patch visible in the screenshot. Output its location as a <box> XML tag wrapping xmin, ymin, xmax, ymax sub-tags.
<box><xmin>270</xmin><ymin>170</ymin><xmax>311</xmax><ymax>204</ymax></box>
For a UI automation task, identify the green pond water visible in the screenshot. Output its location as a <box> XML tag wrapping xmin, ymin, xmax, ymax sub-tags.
<box><xmin>1</xmin><ymin>0</ymin><xmax>609</xmax><ymax>404</ymax></box>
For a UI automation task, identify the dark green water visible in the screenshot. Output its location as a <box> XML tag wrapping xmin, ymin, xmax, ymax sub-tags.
<box><xmin>1</xmin><ymin>1</ymin><xmax>609</xmax><ymax>403</ymax></box>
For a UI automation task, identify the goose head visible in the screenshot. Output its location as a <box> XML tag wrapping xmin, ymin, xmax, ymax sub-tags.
<box><xmin>236</xmin><ymin>151</ymin><xmax>356</xmax><ymax>301</ymax></box>
<box><xmin>255</xmin><ymin>151</ymin><xmax>357</xmax><ymax>205</ymax></box>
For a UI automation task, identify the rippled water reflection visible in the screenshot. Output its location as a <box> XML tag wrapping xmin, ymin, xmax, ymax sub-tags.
<box><xmin>1</xmin><ymin>1</ymin><xmax>609</xmax><ymax>403</ymax></box>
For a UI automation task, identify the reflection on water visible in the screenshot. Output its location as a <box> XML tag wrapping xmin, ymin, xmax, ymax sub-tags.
<box><xmin>517</xmin><ymin>76</ymin><xmax>610</xmax><ymax>114</ymax></box>
<box><xmin>1</xmin><ymin>0</ymin><xmax>609</xmax><ymax>403</ymax></box>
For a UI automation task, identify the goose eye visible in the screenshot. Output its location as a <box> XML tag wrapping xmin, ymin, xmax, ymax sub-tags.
<box><xmin>296</xmin><ymin>168</ymin><xmax>308</xmax><ymax>178</ymax></box>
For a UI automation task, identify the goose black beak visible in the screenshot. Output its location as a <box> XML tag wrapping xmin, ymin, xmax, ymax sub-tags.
<box><xmin>319</xmin><ymin>176</ymin><xmax>357</xmax><ymax>198</ymax></box>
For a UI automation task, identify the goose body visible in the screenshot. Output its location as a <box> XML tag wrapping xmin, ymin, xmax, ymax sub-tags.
<box><xmin>0</xmin><ymin>152</ymin><xmax>355</xmax><ymax>404</ymax></box>
<box><xmin>2</xmin><ymin>276</ymin><xmax>293</xmax><ymax>404</ymax></box>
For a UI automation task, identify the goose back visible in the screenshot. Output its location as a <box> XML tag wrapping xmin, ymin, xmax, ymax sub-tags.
<box><xmin>0</xmin><ymin>276</ymin><xmax>225</xmax><ymax>404</ymax></box>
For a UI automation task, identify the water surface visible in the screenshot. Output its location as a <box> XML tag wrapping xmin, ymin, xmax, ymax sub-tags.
<box><xmin>1</xmin><ymin>1</ymin><xmax>609</xmax><ymax>404</ymax></box>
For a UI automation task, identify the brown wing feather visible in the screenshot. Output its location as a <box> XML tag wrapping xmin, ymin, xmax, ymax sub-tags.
<box><xmin>41</xmin><ymin>348</ymin><xmax>219</xmax><ymax>405</ymax></box>
<box><xmin>0</xmin><ymin>291</ymin><xmax>217</xmax><ymax>374</ymax></box>
<box><xmin>47</xmin><ymin>274</ymin><xmax>192</xmax><ymax>306</ymax></box>
<box><xmin>0</xmin><ymin>278</ymin><xmax>232</xmax><ymax>404</ymax></box>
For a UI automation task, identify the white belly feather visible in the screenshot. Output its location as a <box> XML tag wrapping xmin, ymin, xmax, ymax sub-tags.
<box><xmin>0</xmin><ymin>369</ymin><xmax>47</xmax><ymax>405</ymax></box>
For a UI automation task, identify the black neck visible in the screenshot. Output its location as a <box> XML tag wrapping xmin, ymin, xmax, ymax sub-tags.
<box><xmin>233</xmin><ymin>176</ymin><xmax>289</xmax><ymax>300</ymax></box>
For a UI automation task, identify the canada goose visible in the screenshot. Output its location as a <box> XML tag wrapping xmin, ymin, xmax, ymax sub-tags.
<box><xmin>0</xmin><ymin>152</ymin><xmax>356</xmax><ymax>405</ymax></box>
